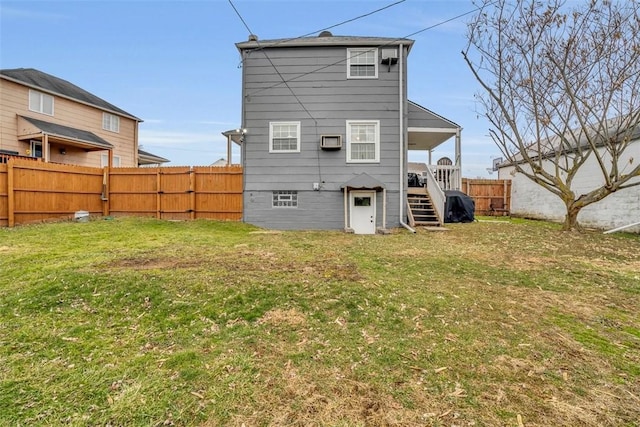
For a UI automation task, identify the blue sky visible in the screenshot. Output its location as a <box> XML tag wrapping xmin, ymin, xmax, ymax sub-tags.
<box><xmin>1</xmin><ymin>0</ymin><xmax>499</xmax><ymax>177</ymax></box>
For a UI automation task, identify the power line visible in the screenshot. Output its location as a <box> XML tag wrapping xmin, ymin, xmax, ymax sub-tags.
<box><xmin>244</xmin><ymin>2</ymin><xmax>497</xmax><ymax>98</ymax></box>
<box><xmin>228</xmin><ymin>1</ymin><xmax>412</xmax><ymax>184</ymax></box>
<box><xmin>238</xmin><ymin>0</ymin><xmax>407</xmax><ymax>59</ymax></box>
<box><xmin>229</xmin><ymin>0</ymin><xmax>318</xmax><ymax>124</ymax></box>
<box><xmin>228</xmin><ymin>0</ymin><xmax>408</xmax><ymax>123</ymax></box>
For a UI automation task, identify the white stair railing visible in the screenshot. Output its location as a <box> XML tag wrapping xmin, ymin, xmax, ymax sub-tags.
<box><xmin>421</xmin><ymin>170</ymin><xmax>445</xmax><ymax>225</ymax></box>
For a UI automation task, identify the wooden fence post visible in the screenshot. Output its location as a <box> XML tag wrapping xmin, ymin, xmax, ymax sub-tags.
<box><xmin>7</xmin><ymin>158</ymin><xmax>15</xmax><ymax>227</ymax></box>
<box><xmin>503</xmin><ymin>179</ymin><xmax>508</xmax><ymax>205</ymax></box>
<box><xmin>102</xmin><ymin>167</ymin><xmax>110</xmax><ymax>216</ymax></box>
<box><xmin>189</xmin><ymin>168</ymin><xmax>196</xmax><ymax>220</ymax></box>
<box><xmin>156</xmin><ymin>168</ymin><xmax>162</xmax><ymax>219</ymax></box>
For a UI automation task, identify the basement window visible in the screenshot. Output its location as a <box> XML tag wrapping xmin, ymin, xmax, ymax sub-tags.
<box><xmin>272</xmin><ymin>191</ymin><xmax>298</xmax><ymax>208</ymax></box>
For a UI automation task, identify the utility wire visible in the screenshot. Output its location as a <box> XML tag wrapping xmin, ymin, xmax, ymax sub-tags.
<box><xmin>228</xmin><ymin>1</ymin><xmax>411</xmax><ymax>183</ymax></box>
<box><xmin>238</xmin><ymin>0</ymin><xmax>406</xmax><ymax>59</ymax></box>
<box><xmin>228</xmin><ymin>0</ymin><xmax>318</xmax><ymax>124</ymax></box>
<box><xmin>244</xmin><ymin>1</ymin><xmax>497</xmax><ymax>98</ymax></box>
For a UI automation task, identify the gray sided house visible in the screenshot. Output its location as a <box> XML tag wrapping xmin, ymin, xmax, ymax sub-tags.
<box><xmin>229</xmin><ymin>33</ymin><xmax>462</xmax><ymax>233</ymax></box>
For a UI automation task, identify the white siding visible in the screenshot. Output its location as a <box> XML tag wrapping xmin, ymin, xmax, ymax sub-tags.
<box><xmin>499</xmin><ymin>139</ymin><xmax>640</xmax><ymax>232</ymax></box>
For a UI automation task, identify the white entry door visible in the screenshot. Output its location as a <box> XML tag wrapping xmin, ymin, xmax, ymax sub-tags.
<box><xmin>350</xmin><ymin>191</ymin><xmax>376</xmax><ymax>234</ymax></box>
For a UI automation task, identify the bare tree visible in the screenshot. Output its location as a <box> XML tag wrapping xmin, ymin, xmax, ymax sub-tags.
<box><xmin>463</xmin><ymin>0</ymin><xmax>640</xmax><ymax>231</ymax></box>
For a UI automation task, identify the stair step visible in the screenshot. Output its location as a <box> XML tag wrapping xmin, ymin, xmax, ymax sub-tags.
<box><xmin>415</xmin><ymin>221</ymin><xmax>441</xmax><ymax>226</ymax></box>
<box><xmin>408</xmin><ymin>191</ymin><xmax>441</xmax><ymax>226</ymax></box>
<box><xmin>414</xmin><ymin>216</ymin><xmax>439</xmax><ymax>221</ymax></box>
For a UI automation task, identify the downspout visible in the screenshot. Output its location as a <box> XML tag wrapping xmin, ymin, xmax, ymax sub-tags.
<box><xmin>240</xmin><ymin>48</ymin><xmax>248</xmax><ymax>223</ymax></box>
<box><xmin>398</xmin><ymin>43</ymin><xmax>416</xmax><ymax>233</ymax></box>
<box><xmin>134</xmin><ymin>119</ymin><xmax>140</xmax><ymax>167</ymax></box>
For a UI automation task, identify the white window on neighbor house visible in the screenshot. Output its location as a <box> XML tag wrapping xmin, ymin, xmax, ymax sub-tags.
<box><xmin>30</xmin><ymin>140</ymin><xmax>43</xmax><ymax>158</ymax></box>
<box><xmin>28</xmin><ymin>90</ymin><xmax>54</xmax><ymax>115</ymax></box>
<box><xmin>346</xmin><ymin>120</ymin><xmax>380</xmax><ymax>163</ymax></box>
<box><xmin>102</xmin><ymin>113</ymin><xmax>120</xmax><ymax>133</ymax></box>
<box><xmin>347</xmin><ymin>48</ymin><xmax>378</xmax><ymax>79</ymax></box>
<box><xmin>269</xmin><ymin>122</ymin><xmax>301</xmax><ymax>153</ymax></box>
<box><xmin>272</xmin><ymin>191</ymin><xmax>298</xmax><ymax>208</ymax></box>
<box><xmin>101</xmin><ymin>154</ymin><xmax>121</xmax><ymax>167</ymax></box>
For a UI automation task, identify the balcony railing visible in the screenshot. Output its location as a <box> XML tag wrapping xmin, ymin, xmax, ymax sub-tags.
<box><xmin>0</xmin><ymin>153</ymin><xmax>42</xmax><ymax>164</ymax></box>
<box><xmin>427</xmin><ymin>164</ymin><xmax>461</xmax><ymax>191</ymax></box>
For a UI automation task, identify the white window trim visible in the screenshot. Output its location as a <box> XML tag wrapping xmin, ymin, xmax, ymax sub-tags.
<box><xmin>102</xmin><ymin>112</ymin><xmax>120</xmax><ymax>133</ymax></box>
<box><xmin>269</xmin><ymin>121</ymin><xmax>301</xmax><ymax>153</ymax></box>
<box><xmin>272</xmin><ymin>190</ymin><xmax>298</xmax><ymax>208</ymax></box>
<box><xmin>28</xmin><ymin>90</ymin><xmax>54</xmax><ymax>116</ymax></box>
<box><xmin>346</xmin><ymin>120</ymin><xmax>380</xmax><ymax>163</ymax></box>
<box><xmin>347</xmin><ymin>48</ymin><xmax>378</xmax><ymax>79</ymax></box>
<box><xmin>30</xmin><ymin>140</ymin><xmax>43</xmax><ymax>158</ymax></box>
<box><xmin>101</xmin><ymin>154</ymin><xmax>121</xmax><ymax>167</ymax></box>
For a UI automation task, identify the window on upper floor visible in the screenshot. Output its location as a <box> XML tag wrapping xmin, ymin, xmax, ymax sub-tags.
<box><xmin>103</xmin><ymin>113</ymin><xmax>120</xmax><ymax>133</ymax></box>
<box><xmin>272</xmin><ymin>191</ymin><xmax>298</xmax><ymax>208</ymax></box>
<box><xmin>347</xmin><ymin>48</ymin><xmax>378</xmax><ymax>79</ymax></box>
<box><xmin>346</xmin><ymin>120</ymin><xmax>380</xmax><ymax>163</ymax></box>
<box><xmin>269</xmin><ymin>122</ymin><xmax>301</xmax><ymax>153</ymax></box>
<box><xmin>28</xmin><ymin>90</ymin><xmax>54</xmax><ymax>115</ymax></box>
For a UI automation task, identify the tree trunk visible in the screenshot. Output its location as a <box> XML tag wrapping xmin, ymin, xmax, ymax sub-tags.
<box><xmin>563</xmin><ymin>203</ymin><xmax>583</xmax><ymax>232</ymax></box>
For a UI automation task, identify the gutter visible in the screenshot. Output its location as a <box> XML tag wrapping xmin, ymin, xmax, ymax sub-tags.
<box><xmin>398</xmin><ymin>42</ymin><xmax>416</xmax><ymax>234</ymax></box>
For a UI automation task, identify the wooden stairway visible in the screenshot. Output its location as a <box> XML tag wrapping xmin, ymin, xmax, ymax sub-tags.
<box><xmin>407</xmin><ymin>190</ymin><xmax>441</xmax><ymax>226</ymax></box>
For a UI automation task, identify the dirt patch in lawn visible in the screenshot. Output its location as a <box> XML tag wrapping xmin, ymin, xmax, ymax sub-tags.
<box><xmin>108</xmin><ymin>256</ymin><xmax>207</xmax><ymax>270</ymax></box>
<box><xmin>257</xmin><ymin>308</ymin><xmax>307</xmax><ymax>327</ymax></box>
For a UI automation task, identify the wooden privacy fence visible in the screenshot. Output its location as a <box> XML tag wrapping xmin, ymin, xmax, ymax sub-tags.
<box><xmin>0</xmin><ymin>158</ymin><xmax>242</xmax><ymax>227</ymax></box>
<box><xmin>462</xmin><ymin>178</ymin><xmax>512</xmax><ymax>216</ymax></box>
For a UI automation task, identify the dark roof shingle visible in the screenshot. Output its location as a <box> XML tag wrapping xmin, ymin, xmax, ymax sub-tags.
<box><xmin>20</xmin><ymin>115</ymin><xmax>113</xmax><ymax>149</ymax></box>
<box><xmin>1</xmin><ymin>68</ymin><xmax>140</xmax><ymax>121</ymax></box>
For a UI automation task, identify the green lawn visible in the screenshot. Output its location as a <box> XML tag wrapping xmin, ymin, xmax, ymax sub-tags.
<box><xmin>0</xmin><ymin>217</ymin><xmax>638</xmax><ymax>426</ymax></box>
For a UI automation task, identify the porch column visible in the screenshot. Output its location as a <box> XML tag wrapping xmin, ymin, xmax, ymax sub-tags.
<box><xmin>43</xmin><ymin>134</ymin><xmax>50</xmax><ymax>162</ymax></box>
<box><xmin>227</xmin><ymin>134</ymin><xmax>232</xmax><ymax>165</ymax></box>
<box><xmin>343</xmin><ymin>189</ymin><xmax>348</xmax><ymax>230</ymax></box>
<box><xmin>382</xmin><ymin>188</ymin><xmax>387</xmax><ymax>230</ymax></box>
<box><xmin>455</xmin><ymin>129</ymin><xmax>462</xmax><ymax>190</ymax></box>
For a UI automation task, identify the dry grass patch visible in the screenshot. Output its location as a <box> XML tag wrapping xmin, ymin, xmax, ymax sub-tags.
<box><xmin>0</xmin><ymin>217</ymin><xmax>638</xmax><ymax>426</ymax></box>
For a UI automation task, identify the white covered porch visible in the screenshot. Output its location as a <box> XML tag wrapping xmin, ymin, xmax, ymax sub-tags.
<box><xmin>407</xmin><ymin>101</ymin><xmax>462</xmax><ymax>191</ymax></box>
<box><xmin>406</xmin><ymin>101</ymin><xmax>462</xmax><ymax>226</ymax></box>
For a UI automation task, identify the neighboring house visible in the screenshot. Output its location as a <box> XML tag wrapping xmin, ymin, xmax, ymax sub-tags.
<box><xmin>138</xmin><ymin>149</ymin><xmax>170</xmax><ymax>167</ymax></box>
<box><xmin>498</xmin><ymin>126</ymin><xmax>640</xmax><ymax>232</ymax></box>
<box><xmin>210</xmin><ymin>158</ymin><xmax>228</xmax><ymax>167</ymax></box>
<box><xmin>231</xmin><ymin>32</ymin><xmax>462</xmax><ymax>233</ymax></box>
<box><xmin>0</xmin><ymin>68</ymin><xmax>165</xmax><ymax>168</ymax></box>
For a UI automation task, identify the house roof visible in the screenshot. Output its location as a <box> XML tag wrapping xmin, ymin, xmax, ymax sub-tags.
<box><xmin>19</xmin><ymin>115</ymin><xmax>113</xmax><ymax>150</ymax></box>
<box><xmin>407</xmin><ymin>101</ymin><xmax>460</xmax><ymax>151</ymax></box>
<box><xmin>236</xmin><ymin>33</ymin><xmax>414</xmax><ymax>52</ymax></box>
<box><xmin>0</xmin><ymin>68</ymin><xmax>141</xmax><ymax>121</ymax></box>
<box><xmin>340</xmin><ymin>172</ymin><xmax>386</xmax><ymax>190</ymax></box>
<box><xmin>138</xmin><ymin>149</ymin><xmax>169</xmax><ymax>165</ymax></box>
<box><xmin>408</xmin><ymin>162</ymin><xmax>429</xmax><ymax>173</ymax></box>
<box><xmin>500</xmin><ymin>115</ymin><xmax>640</xmax><ymax>168</ymax></box>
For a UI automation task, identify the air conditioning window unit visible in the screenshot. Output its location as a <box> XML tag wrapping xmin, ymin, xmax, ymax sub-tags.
<box><xmin>320</xmin><ymin>135</ymin><xmax>342</xmax><ymax>150</ymax></box>
<box><xmin>381</xmin><ymin>48</ymin><xmax>398</xmax><ymax>65</ymax></box>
